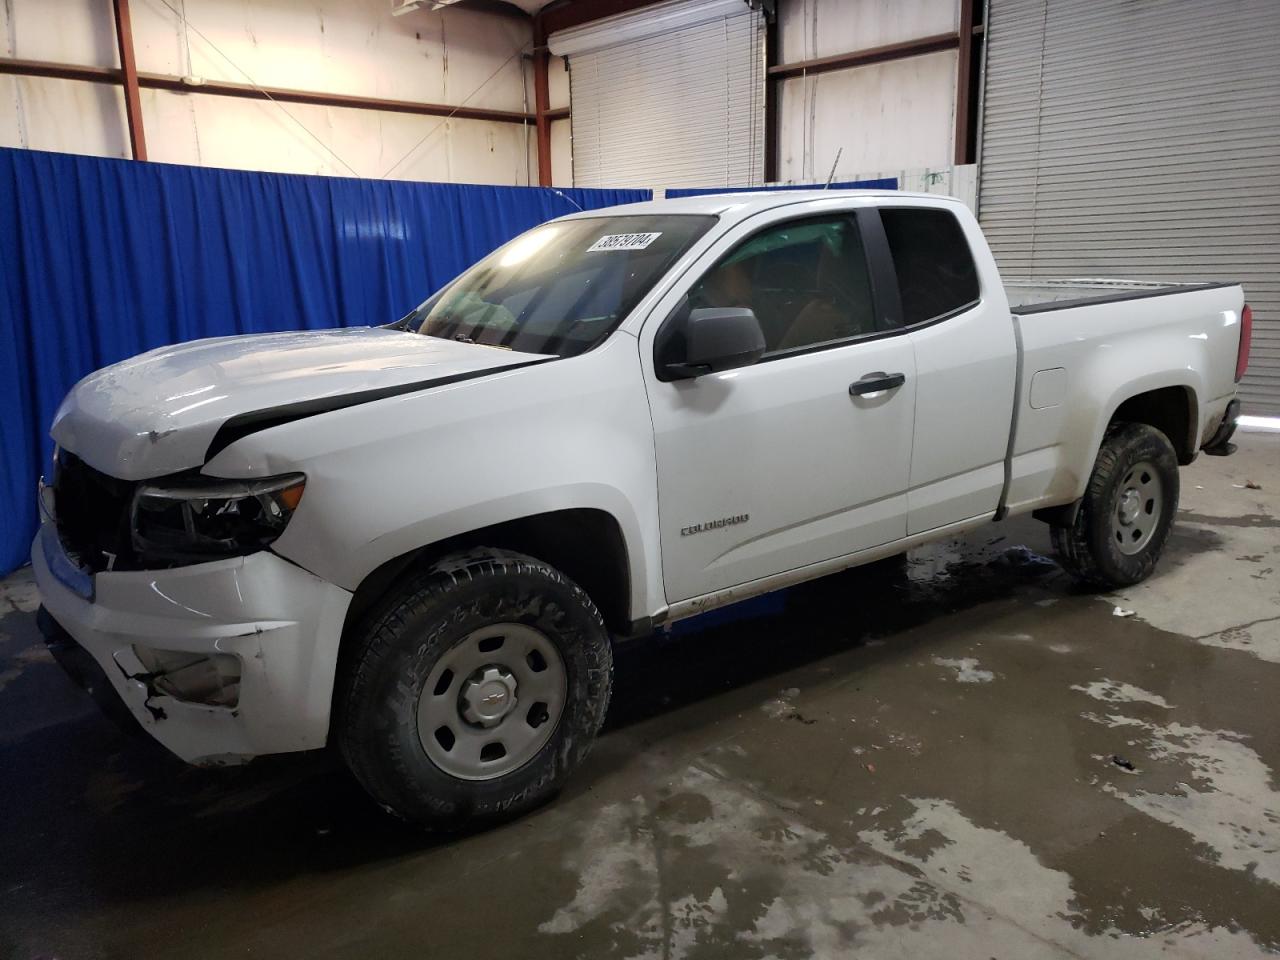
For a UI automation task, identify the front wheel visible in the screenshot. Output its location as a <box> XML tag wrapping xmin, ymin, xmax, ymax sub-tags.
<box><xmin>1051</xmin><ymin>422</ymin><xmax>1180</xmax><ymax>589</ymax></box>
<box><xmin>336</xmin><ymin>549</ymin><xmax>612</xmax><ymax>829</ymax></box>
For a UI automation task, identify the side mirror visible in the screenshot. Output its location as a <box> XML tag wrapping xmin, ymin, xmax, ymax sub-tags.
<box><xmin>657</xmin><ymin>307</ymin><xmax>767</xmax><ymax>381</ymax></box>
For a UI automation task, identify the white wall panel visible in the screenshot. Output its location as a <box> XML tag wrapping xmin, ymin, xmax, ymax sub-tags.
<box><xmin>130</xmin><ymin>0</ymin><xmax>531</xmax><ymax>113</ymax></box>
<box><xmin>767</xmin><ymin>162</ymin><xmax>977</xmax><ymax>210</ymax></box>
<box><xmin>550</xmin><ymin>117</ymin><xmax>572</xmax><ymax>187</ymax></box>
<box><xmin>778</xmin><ymin>0</ymin><xmax>957</xmax><ymax>63</ymax></box>
<box><xmin>778</xmin><ymin>50</ymin><xmax>956</xmax><ymax>181</ymax></box>
<box><xmin>141</xmin><ymin>88</ymin><xmax>535</xmax><ymax>184</ymax></box>
<box><xmin>0</xmin><ymin>0</ymin><xmax>118</xmax><ymax>66</ymax></box>
<box><xmin>0</xmin><ymin>78</ymin><xmax>19</xmax><ymax>148</ymax></box>
<box><xmin>0</xmin><ymin>0</ymin><xmax>539</xmax><ymax>184</ymax></box>
<box><xmin>980</xmin><ymin>0</ymin><xmax>1280</xmax><ymax>414</ymax></box>
<box><xmin>548</xmin><ymin>53</ymin><xmax>569</xmax><ymax>110</ymax></box>
<box><xmin>0</xmin><ymin>75</ymin><xmax>128</xmax><ymax>158</ymax></box>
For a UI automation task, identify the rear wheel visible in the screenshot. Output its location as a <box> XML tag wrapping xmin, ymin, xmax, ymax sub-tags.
<box><xmin>336</xmin><ymin>549</ymin><xmax>612</xmax><ymax>829</ymax></box>
<box><xmin>1051</xmin><ymin>422</ymin><xmax>1180</xmax><ymax>588</ymax></box>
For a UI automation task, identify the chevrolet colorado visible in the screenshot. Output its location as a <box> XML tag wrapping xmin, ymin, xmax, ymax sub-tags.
<box><xmin>33</xmin><ymin>190</ymin><xmax>1251</xmax><ymax>828</ymax></box>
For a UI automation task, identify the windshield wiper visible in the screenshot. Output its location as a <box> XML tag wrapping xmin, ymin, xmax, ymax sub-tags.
<box><xmin>383</xmin><ymin>312</ymin><xmax>417</xmax><ymax>331</ymax></box>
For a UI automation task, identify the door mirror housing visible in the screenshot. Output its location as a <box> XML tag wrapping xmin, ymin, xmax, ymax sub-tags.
<box><xmin>656</xmin><ymin>307</ymin><xmax>767</xmax><ymax>381</ymax></box>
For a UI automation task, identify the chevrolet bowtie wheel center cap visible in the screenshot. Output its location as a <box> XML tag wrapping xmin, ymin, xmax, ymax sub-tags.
<box><xmin>461</xmin><ymin>666</ymin><xmax>519</xmax><ymax>727</ymax></box>
<box><xmin>1117</xmin><ymin>488</ymin><xmax>1142</xmax><ymax>525</ymax></box>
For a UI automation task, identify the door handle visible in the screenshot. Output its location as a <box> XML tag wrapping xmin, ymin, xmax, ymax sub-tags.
<box><xmin>849</xmin><ymin>371</ymin><xmax>906</xmax><ymax>396</ymax></box>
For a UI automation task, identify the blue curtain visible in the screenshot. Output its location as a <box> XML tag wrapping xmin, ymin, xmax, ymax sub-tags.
<box><xmin>666</xmin><ymin>177</ymin><xmax>898</xmax><ymax>198</ymax></box>
<box><xmin>0</xmin><ymin>147</ymin><xmax>649</xmax><ymax>575</ymax></box>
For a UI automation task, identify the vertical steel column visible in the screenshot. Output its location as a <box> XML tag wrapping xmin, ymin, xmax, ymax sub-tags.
<box><xmin>953</xmin><ymin>0</ymin><xmax>975</xmax><ymax>165</ymax></box>
<box><xmin>532</xmin><ymin>15</ymin><xmax>553</xmax><ymax>186</ymax></box>
<box><xmin>763</xmin><ymin>10</ymin><xmax>778</xmax><ymax>184</ymax></box>
<box><xmin>112</xmin><ymin>0</ymin><xmax>147</xmax><ymax>160</ymax></box>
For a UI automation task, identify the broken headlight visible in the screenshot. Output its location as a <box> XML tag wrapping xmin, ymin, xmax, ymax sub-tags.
<box><xmin>131</xmin><ymin>473</ymin><xmax>306</xmax><ymax>563</ymax></box>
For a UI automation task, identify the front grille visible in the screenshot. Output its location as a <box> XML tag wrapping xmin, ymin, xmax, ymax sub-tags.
<box><xmin>52</xmin><ymin>452</ymin><xmax>139</xmax><ymax>573</ymax></box>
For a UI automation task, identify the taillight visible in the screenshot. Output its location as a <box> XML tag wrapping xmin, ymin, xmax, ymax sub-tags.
<box><xmin>1236</xmin><ymin>304</ymin><xmax>1252</xmax><ymax>383</ymax></box>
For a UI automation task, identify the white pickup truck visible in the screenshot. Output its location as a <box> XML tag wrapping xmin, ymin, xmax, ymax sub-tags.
<box><xmin>34</xmin><ymin>190</ymin><xmax>1252</xmax><ymax>828</ymax></box>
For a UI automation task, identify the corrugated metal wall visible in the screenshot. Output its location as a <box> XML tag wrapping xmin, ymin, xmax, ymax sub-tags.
<box><xmin>979</xmin><ymin>0</ymin><xmax>1280</xmax><ymax>414</ymax></box>
<box><xmin>559</xmin><ymin>0</ymin><xmax>764</xmax><ymax>189</ymax></box>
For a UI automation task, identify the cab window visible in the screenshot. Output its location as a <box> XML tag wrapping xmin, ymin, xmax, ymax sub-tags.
<box><xmin>687</xmin><ymin>215</ymin><xmax>877</xmax><ymax>357</ymax></box>
<box><xmin>880</xmin><ymin>208</ymin><xmax>980</xmax><ymax>326</ymax></box>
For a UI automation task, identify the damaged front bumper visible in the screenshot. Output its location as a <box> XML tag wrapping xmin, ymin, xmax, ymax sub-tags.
<box><xmin>32</xmin><ymin>525</ymin><xmax>352</xmax><ymax>765</ymax></box>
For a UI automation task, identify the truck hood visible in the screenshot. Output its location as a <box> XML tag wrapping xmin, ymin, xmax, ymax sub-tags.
<box><xmin>51</xmin><ymin>327</ymin><xmax>548</xmax><ymax>480</ymax></box>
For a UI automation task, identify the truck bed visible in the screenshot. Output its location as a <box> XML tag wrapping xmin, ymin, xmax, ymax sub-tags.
<box><xmin>1000</xmin><ymin>279</ymin><xmax>1245</xmax><ymax>519</ymax></box>
<box><xmin>1006</xmin><ymin>278</ymin><xmax>1240</xmax><ymax>314</ymax></box>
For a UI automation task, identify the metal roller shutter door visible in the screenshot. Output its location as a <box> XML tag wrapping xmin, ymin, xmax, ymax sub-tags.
<box><xmin>550</xmin><ymin>0</ymin><xmax>765</xmax><ymax>190</ymax></box>
<box><xmin>978</xmin><ymin>0</ymin><xmax>1280</xmax><ymax>415</ymax></box>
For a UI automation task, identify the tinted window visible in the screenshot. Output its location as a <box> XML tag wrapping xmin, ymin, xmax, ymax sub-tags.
<box><xmin>412</xmin><ymin>214</ymin><xmax>715</xmax><ymax>357</ymax></box>
<box><xmin>687</xmin><ymin>215</ymin><xmax>876</xmax><ymax>356</ymax></box>
<box><xmin>880</xmin><ymin>208</ymin><xmax>980</xmax><ymax>326</ymax></box>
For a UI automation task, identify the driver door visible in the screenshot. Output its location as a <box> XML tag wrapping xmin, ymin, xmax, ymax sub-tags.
<box><xmin>641</xmin><ymin>209</ymin><xmax>917</xmax><ymax>603</ymax></box>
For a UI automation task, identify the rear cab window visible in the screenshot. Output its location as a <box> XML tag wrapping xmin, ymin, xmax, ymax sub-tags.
<box><xmin>880</xmin><ymin>208</ymin><xmax>980</xmax><ymax>326</ymax></box>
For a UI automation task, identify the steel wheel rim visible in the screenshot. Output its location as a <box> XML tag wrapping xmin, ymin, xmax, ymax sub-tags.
<box><xmin>417</xmin><ymin>622</ymin><xmax>567</xmax><ymax>781</ymax></box>
<box><xmin>1112</xmin><ymin>460</ymin><xmax>1163</xmax><ymax>556</ymax></box>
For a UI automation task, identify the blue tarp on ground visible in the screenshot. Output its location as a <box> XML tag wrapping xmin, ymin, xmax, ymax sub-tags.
<box><xmin>665</xmin><ymin>177</ymin><xmax>898</xmax><ymax>198</ymax></box>
<box><xmin>0</xmin><ymin>147</ymin><xmax>649</xmax><ymax>575</ymax></box>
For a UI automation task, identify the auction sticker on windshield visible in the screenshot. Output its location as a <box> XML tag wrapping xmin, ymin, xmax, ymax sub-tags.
<box><xmin>587</xmin><ymin>232</ymin><xmax>662</xmax><ymax>252</ymax></box>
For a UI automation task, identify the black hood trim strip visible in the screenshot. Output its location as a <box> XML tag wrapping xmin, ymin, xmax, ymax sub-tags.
<box><xmin>204</xmin><ymin>356</ymin><xmax>555</xmax><ymax>463</ymax></box>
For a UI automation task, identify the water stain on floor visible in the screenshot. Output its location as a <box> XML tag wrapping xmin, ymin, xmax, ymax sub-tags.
<box><xmin>1</xmin><ymin>435</ymin><xmax>1278</xmax><ymax>959</ymax></box>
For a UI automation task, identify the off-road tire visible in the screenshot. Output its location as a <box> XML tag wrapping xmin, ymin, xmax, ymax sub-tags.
<box><xmin>1051</xmin><ymin>422</ymin><xmax>1180</xmax><ymax>589</ymax></box>
<box><xmin>336</xmin><ymin>548</ymin><xmax>613</xmax><ymax>830</ymax></box>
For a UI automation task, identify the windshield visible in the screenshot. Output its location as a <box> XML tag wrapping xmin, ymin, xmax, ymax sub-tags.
<box><xmin>411</xmin><ymin>214</ymin><xmax>716</xmax><ymax>357</ymax></box>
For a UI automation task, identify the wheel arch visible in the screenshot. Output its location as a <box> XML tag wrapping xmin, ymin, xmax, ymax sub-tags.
<box><xmin>1106</xmin><ymin>383</ymin><xmax>1199</xmax><ymax>464</ymax></box>
<box><xmin>1035</xmin><ymin>382</ymin><xmax>1197</xmax><ymax>527</ymax></box>
<box><xmin>1048</xmin><ymin>419</ymin><xmax>1181</xmax><ymax>589</ymax></box>
<box><xmin>340</xmin><ymin>507</ymin><xmax>637</xmax><ymax>642</ymax></box>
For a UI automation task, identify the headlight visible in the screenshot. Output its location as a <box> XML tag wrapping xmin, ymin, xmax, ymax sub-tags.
<box><xmin>131</xmin><ymin>473</ymin><xmax>306</xmax><ymax>563</ymax></box>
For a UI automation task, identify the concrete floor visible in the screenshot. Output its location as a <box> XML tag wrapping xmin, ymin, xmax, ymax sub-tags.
<box><xmin>2</xmin><ymin>431</ymin><xmax>1278</xmax><ymax>960</ymax></box>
